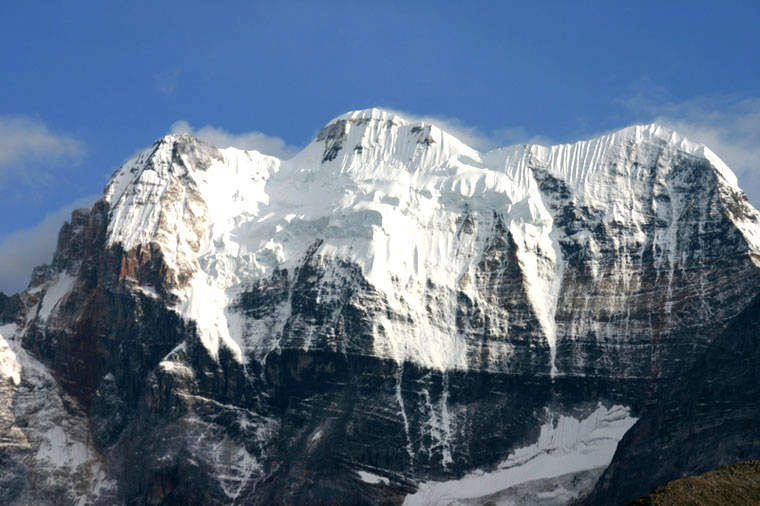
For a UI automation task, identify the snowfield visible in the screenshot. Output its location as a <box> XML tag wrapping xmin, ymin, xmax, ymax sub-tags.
<box><xmin>101</xmin><ymin>108</ymin><xmax>760</xmax><ymax>374</ymax></box>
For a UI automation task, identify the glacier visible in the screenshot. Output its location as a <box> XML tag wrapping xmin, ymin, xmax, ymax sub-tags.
<box><xmin>97</xmin><ymin>108</ymin><xmax>760</xmax><ymax>376</ymax></box>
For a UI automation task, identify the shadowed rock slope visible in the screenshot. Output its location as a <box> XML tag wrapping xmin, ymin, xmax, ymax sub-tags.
<box><xmin>588</xmin><ymin>294</ymin><xmax>760</xmax><ymax>505</ymax></box>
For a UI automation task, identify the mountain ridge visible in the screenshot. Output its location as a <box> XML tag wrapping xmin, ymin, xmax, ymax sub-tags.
<box><xmin>1</xmin><ymin>109</ymin><xmax>759</xmax><ymax>505</ymax></box>
<box><xmin>87</xmin><ymin>108</ymin><xmax>760</xmax><ymax>374</ymax></box>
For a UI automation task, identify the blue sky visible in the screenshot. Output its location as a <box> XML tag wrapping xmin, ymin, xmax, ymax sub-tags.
<box><xmin>0</xmin><ymin>1</ymin><xmax>758</xmax><ymax>292</ymax></box>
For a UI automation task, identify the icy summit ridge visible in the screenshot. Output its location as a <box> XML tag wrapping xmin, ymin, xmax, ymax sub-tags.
<box><xmin>303</xmin><ymin>107</ymin><xmax>725</xmax><ymax>174</ymax></box>
<box><xmin>105</xmin><ymin>108</ymin><xmax>737</xmax><ymax>199</ymax></box>
<box><xmin>63</xmin><ymin>108</ymin><xmax>760</xmax><ymax>372</ymax></box>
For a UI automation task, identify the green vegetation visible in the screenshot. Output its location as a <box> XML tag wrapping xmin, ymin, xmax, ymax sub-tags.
<box><xmin>631</xmin><ymin>461</ymin><xmax>760</xmax><ymax>506</ymax></box>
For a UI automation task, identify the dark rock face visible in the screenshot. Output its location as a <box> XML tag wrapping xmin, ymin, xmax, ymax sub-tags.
<box><xmin>588</xmin><ymin>294</ymin><xmax>760</xmax><ymax>505</ymax></box>
<box><xmin>22</xmin><ymin>202</ymin><xmax>188</xmax><ymax>410</ymax></box>
<box><xmin>541</xmin><ymin>153</ymin><xmax>760</xmax><ymax>380</ymax></box>
<box><xmin>2</xmin><ymin>220</ymin><xmax>651</xmax><ymax>504</ymax></box>
<box><xmin>0</xmin><ymin>292</ymin><xmax>20</xmax><ymax>324</ymax></box>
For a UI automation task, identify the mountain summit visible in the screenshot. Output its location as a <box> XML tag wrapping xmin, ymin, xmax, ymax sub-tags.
<box><xmin>1</xmin><ymin>109</ymin><xmax>759</xmax><ymax>505</ymax></box>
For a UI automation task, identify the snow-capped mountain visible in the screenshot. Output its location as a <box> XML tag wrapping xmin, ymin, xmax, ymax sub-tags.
<box><xmin>1</xmin><ymin>108</ymin><xmax>759</xmax><ymax>505</ymax></box>
<box><xmin>103</xmin><ymin>108</ymin><xmax>760</xmax><ymax>375</ymax></box>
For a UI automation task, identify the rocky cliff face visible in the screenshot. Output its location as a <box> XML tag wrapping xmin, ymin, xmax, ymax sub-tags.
<box><xmin>1</xmin><ymin>108</ymin><xmax>759</xmax><ymax>505</ymax></box>
<box><xmin>588</xmin><ymin>294</ymin><xmax>760</xmax><ymax>505</ymax></box>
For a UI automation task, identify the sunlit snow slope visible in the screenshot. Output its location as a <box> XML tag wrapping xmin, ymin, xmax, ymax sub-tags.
<box><xmin>97</xmin><ymin>108</ymin><xmax>760</xmax><ymax>378</ymax></box>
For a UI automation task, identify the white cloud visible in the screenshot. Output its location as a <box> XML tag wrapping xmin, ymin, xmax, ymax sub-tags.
<box><xmin>170</xmin><ymin>121</ymin><xmax>299</xmax><ymax>160</ymax></box>
<box><xmin>382</xmin><ymin>108</ymin><xmax>554</xmax><ymax>151</ymax></box>
<box><xmin>0</xmin><ymin>195</ymin><xmax>98</xmax><ymax>294</ymax></box>
<box><xmin>623</xmin><ymin>94</ymin><xmax>760</xmax><ymax>208</ymax></box>
<box><xmin>0</xmin><ymin>116</ymin><xmax>84</xmax><ymax>185</ymax></box>
<box><xmin>154</xmin><ymin>68</ymin><xmax>181</xmax><ymax>95</ymax></box>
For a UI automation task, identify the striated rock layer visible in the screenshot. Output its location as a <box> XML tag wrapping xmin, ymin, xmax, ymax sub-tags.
<box><xmin>588</xmin><ymin>294</ymin><xmax>760</xmax><ymax>505</ymax></box>
<box><xmin>0</xmin><ymin>108</ymin><xmax>759</xmax><ymax>505</ymax></box>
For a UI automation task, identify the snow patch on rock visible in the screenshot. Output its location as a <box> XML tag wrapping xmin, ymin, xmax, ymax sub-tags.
<box><xmin>0</xmin><ymin>324</ymin><xmax>21</xmax><ymax>385</ymax></box>
<box><xmin>357</xmin><ymin>470</ymin><xmax>391</xmax><ymax>485</ymax></box>
<box><xmin>403</xmin><ymin>404</ymin><xmax>637</xmax><ymax>506</ymax></box>
<box><xmin>37</xmin><ymin>274</ymin><xmax>76</xmax><ymax>321</ymax></box>
<box><xmin>0</xmin><ymin>324</ymin><xmax>118</xmax><ymax>504</ymax></box>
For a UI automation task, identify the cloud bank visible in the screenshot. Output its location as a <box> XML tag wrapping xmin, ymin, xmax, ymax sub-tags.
<box><xmin>154</xmin><ymin>68</ymin><xmax>181</xmax><ymax>95</ymax></box>
<box><xmin>170</xmin><ymin>121</ymin><xmax>299</xmax><ymax>160</ymax></box>
<box><xmin>624</xmin><ymin>94</ymin><xmax>760</xmax><ymax>208</ymax></box>
<box><xmin>0</xmin><ymin>115</ymin><xmax>84</xmax><ymax>186</ymax></box>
